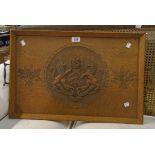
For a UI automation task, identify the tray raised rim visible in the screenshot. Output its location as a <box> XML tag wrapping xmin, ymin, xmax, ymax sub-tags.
<box><xmin>9</xmin><ymin>30</ymin><xmax>145</xmax><ymax>124</ymax></box>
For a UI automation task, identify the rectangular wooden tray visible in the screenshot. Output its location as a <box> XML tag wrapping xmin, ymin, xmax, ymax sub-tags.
<box><xmin>9</xmin><ymin>30</ymin><xmax>145</xmax><ymax>124</ymax></box>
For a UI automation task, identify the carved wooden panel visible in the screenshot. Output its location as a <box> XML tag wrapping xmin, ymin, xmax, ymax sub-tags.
<box><xmin>9</xmin><ymin>30</ymin><xmax>145</xmax><ymax>124</ymax></box>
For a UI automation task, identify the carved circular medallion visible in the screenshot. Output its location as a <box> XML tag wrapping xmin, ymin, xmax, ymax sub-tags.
<box><xmin>46</xmin><ymin>46</ymin><xmax>108</xmax><ymax>102</ymax></box>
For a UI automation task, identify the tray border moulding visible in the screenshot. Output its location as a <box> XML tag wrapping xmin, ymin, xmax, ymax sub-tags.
<box><xmin>9</xmin><ymin>30</ymin><xmax>146</xmax><ymax>124</ymax></box>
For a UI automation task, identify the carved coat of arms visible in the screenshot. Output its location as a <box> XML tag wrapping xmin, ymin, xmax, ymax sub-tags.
<box><xmin>46</xmin><ymin>46</ymin><xmax>108</xmax><ymax>102</ymax></box>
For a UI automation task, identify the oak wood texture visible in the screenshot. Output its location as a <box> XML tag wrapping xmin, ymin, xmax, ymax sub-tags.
<box><xmin>9</xmin><ymin>30</ymin><xmax>145</xmax><ymax>124</ymax></box>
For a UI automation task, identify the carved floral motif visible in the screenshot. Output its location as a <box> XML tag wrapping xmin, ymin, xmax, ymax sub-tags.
<box><xmin>18</xmin><ymin>66</ymin><xmax>41</xmax><ymax>86</ymax></box>
<box><xmin>112</xmin><ymin>66</ymin><xmax>136</xmax><ymax>89</ymax></box>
